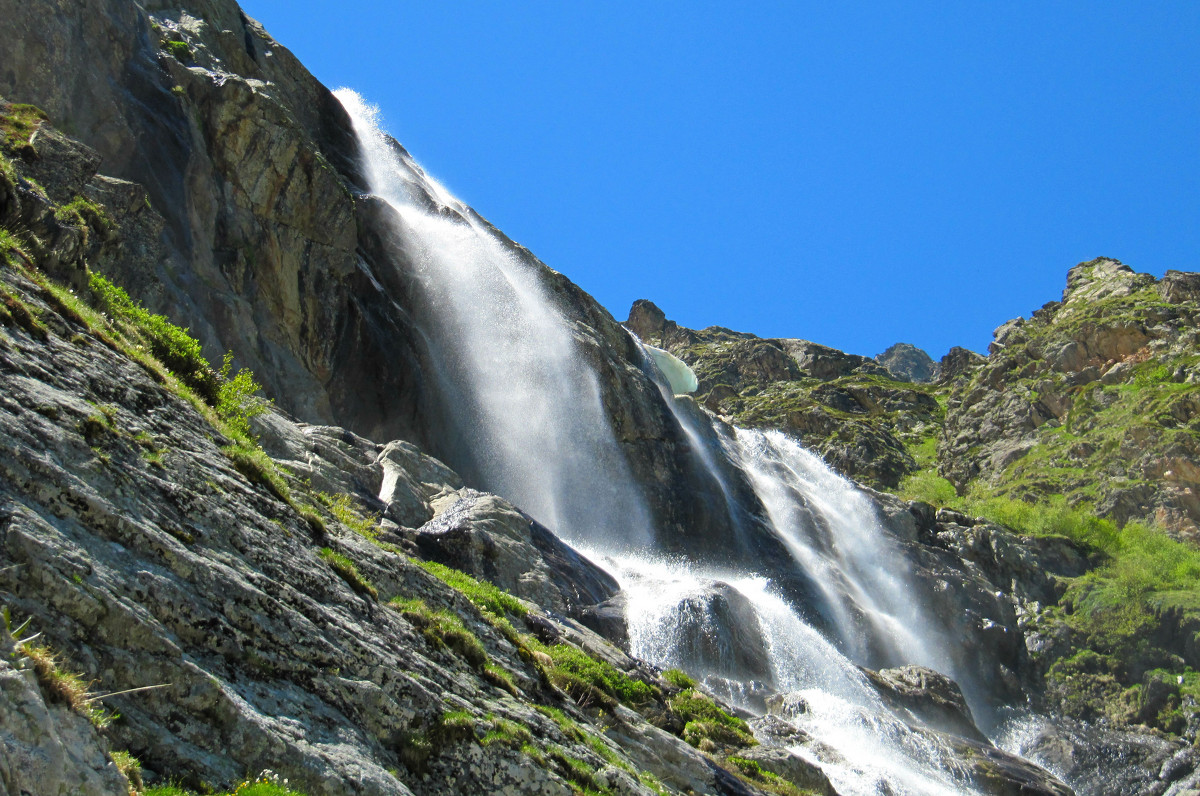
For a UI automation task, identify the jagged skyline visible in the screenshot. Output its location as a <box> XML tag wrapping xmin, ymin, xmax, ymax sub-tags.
<box><xmin>240</xmin><ymin>1</ymin><xmax>1198</xmax><ymax>359</ymax></box>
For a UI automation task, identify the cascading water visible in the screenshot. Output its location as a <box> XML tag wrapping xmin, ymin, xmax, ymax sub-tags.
<box><xmin>338</xmin><ymin>90</ymin><xmax>1042</xmax><ymax>795</ymax></box>
<box><xmin>337</xmin><ymin>89</ymin><xmax>653</xmax><ymax>550</ymax></box>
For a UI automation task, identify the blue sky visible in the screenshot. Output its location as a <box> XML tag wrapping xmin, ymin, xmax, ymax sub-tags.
<box><xmin>239</xmin><ymin>1</ymin><xmax>1198</xmax><ymax>359</ymax></box>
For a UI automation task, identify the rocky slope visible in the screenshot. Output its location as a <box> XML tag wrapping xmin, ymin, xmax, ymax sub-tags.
<box><xmin>939</xmin><ymin>258</ymin><xmax>1200</xmax><ymax>541</ymax></box>
<box><xmin>625</xmin><ymin>299</ymin><xmax>943</xmax><ymax>490</ymax></box>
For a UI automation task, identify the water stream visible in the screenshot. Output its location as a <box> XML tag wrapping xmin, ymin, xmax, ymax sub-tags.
<box><xmin>339</xmin><ymin>90</ymin><xmax>1017</xmax><ymax>795</ymax></box>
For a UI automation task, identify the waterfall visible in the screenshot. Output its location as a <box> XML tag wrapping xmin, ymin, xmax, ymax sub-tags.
<box><xmin>338</xmin><ymin>90</ymin><xmax>1022</xmax><ymax>796</ymax></box>
<box><xmin>337</xmin><ymin>89</ymin><xmax>654</xmax><ymax>551</ymax></box>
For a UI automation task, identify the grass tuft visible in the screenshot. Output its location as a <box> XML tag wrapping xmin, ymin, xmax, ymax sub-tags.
<box><xmin>319</xmin><ymin>547</ymin><xmax>377</xmax><ymax>599</ymax></box>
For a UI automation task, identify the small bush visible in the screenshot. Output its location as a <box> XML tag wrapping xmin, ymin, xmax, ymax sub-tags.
<box><xmin>216</xmin><ymin>352</ymin><xmax>269</xmax><ymax>440</ymax></box>
<box><xmin>163</xmin><ymin>39</ymin><xmax>192</xmax><ymax>61</ymax></box>
<box><xmin>319</xmin><ymin>547</ymin><xmax>377</xmax><ymax>599</ymax></box>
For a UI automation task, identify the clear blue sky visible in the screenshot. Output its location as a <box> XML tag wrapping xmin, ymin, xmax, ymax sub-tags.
<box><xmin>238</xmin><ymin>1</ymin><xmax>1198</xmax><ymax>359</ymax></box>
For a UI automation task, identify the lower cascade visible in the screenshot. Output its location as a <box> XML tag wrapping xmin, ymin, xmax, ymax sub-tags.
<box><xmin>338</xmin><ymin>90</ymin><xmax>1064</xmax><ymax>795</ymax></box>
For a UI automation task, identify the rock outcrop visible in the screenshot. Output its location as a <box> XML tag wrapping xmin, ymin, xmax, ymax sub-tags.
<box><xmin>939</xmin><ymin>258</ymin><xmax>1200</xmax><ymax>539</ymax></box>
<box><xmin>874</xmin><ymin>342</ymin><xmax>939</xmax><ymax>383</ymax></box>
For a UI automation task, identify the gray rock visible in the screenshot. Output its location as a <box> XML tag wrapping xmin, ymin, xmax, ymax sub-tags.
<box><xmin>875</xmin><ymin>342</ymin><xmax>939</xmax><ymax>383</ymax></box>
<box><xmin>0</xmin><ymin>632</ymin><xmax>129</xmax><ymax>795</ymax></box>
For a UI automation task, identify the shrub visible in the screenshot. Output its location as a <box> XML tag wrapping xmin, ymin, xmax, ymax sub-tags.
<box><xmin>216</xmin><ymin>352</ymin><xmax>269</xmax><ymax>440</ymax></box>
<box><xmin>163</xmin><ymin>39</ymin><xmax>192</xmax><ymax>61</ymax></box>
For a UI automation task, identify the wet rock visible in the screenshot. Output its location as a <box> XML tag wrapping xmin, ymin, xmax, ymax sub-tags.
<box><xmin>862</xmin><ymin>665</ymin><xmax>986</xmax><ymax>741</ymax></box>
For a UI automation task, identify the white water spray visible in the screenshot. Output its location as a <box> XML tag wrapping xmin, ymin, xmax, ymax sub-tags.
<box><xmin>337</xmin><ymin>90</ymin><xmax>653</xmax><ymax>549</ymax></box>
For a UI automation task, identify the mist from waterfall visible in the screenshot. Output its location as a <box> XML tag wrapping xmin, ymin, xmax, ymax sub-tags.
<box><xmin>341</xmin><ymin>89</ymin><xmax>1005</xmax><ymax>795</ymax></box>
<box><xmin>337</xmin><ymin>89</ymin><xmax>653</xmax><ymax>550</ymax></box>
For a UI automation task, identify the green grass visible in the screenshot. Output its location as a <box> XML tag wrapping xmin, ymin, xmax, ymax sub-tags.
<box><xmin>89</xmin><ymin>272</ymin><xmax>219</xmax><ymax>404</ymax></box>
<box><xmin>388</xmin><ymin>597</ymin><xmax>487</xmax><ymax>667</ymax></box>
<box><xmin>481</xmin><ymin>715</ymin><xmax>534</xmax><ymax>749</ymax></box>
<box><xmin>725</xmin><ymin>757</ymin><xmax>815</xmax><ymax>796</ymax></box>
<box><xmin>662</xmin><ymin>668</ymin><xmax>697</xmax><ymax>690</ymax></box>
<box><xmin>670</xmin><ymin>688</ymin><xmax>756</xmax><ymax>750</ymax></box>
<box><xmin>146</xmin><ymin>782</ymin><xmax>307</xmax><ymax>796</ymax></box>
<box><xmin>0</xmin><ymin>102</ymin><xmax>48</xmax><ymax>147</ymax></box>
<box><xmin>529</xmin><ymin>639</ymin><xmax>655</xmax><ymax>708</ymax></box>
<box><xmin>416</xmin><ymin>559</ymin><xmax>528</xmax><ymax>618</ymax></box>
<box><xmin>319</xmin><ymin>547</ymin><xmax>377</xmax><ymax>599</ymax></box>
<box><xmin>223</xmin><ymin>442</ymin><xmax>291</xmax><ymax>504</ymax></box>
<box><xmin>315</xmin><ymin>491</ymin><xmax>379</xmax><ymax>541</ymax></box>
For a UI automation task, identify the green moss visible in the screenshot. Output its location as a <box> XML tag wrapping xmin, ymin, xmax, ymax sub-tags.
<box><xmin>529</xmin><ymin>639</ymin><xmax>655</xmax><ymax>708</ymax></box>
<box><xmin>318</xmin><ymin>547</ymin><xmax>377</xmax><ymax>599</ymax></box>
<box><xmin>670</xmin><ymin>688</ymin><xmax>756</xmax><ymax>750</ymax></box>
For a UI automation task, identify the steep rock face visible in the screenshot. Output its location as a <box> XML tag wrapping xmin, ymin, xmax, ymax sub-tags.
<box><xmin>0</xmin><ymin>219</ymin><xmax>771</xmax><ymax>796</ymax></box>
<box><xmin>626</xmin><ymin>300</ymin><xmax>941</xmax><ymax>489</ymax></box>
<box><xmin>0</xmin><ymin>0</ymin><xmax>784</xmax><ymax>580</ymax></box>
<box><xmin>940</xmin><ymin>258</ymin><xmax>1200</xmax><ymax>539</ymax></box>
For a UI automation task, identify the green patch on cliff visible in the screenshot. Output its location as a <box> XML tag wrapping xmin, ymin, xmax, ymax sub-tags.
<box><xmin>670</xmin><ymin>688</ymin><xmax>756</xmax><ymax>751</ymax></box>
<box><xmin>318</xmin><ymin>547</ymin><xmax>377</xmax><ymax>599</ymax></box>
<box><xmin>0</xmin><ymin>102</ymin><xmax>48</xmax><ymax>148</ymax></box>
<box><xmin>416</xmin><ymin>559</ymin><xmax>528</xmax><ymax>618</ymax></box>
<box><xmin>89</xmin><ymin>272</ymin><xmax>220</xmax><ymax>403</ymax></box>
<box><xmin>389</xmin><ymin>597</ymin><xmax>488</xmax><ymax>668</ymax></box>
<box><xmin>527</xmin><ymin>638</ymin><xmax>655</xmax><ymax>709</ymax></box>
